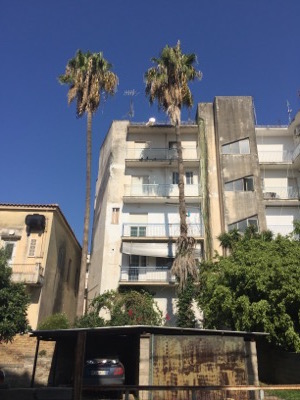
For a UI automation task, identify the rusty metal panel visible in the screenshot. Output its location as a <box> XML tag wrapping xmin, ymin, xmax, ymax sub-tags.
<box><xmin>151</xmin><ymin>335</ymin><xmax>249</xmax><ymax>400</ymax></box>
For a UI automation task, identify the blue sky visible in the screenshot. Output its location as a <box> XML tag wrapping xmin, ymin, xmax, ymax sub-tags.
<box><xmin>1</xmin><ymin>0</ymin><xmax>299</xmax><ymax>243</ymax></box>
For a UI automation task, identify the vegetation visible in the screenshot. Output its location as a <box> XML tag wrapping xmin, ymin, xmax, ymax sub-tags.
<box><xmin>85</xmin><ymin>290</ymin><xmax>163</xmax><ymax>326</ymax></box>
<box><xmin>0</xmin><ymin>249</ymin><xmax>29</xmax><ymax>342</ymax></box>
<box><xmin>197</xmin><ymin>228</ymin><xmax>300</xmax><ymax>352</ymax></box>
<box><xmin>37</xmin><ymin>313</ymin><xmax>70</xmax><ymax>330</ymax></box>
<box><xmin>59</xmin><ymin>50</ymin><xmax>118</xmax><ymax>316</ymax></box>
<box><xmin>176</xmin><ymin>275</ymin><xmax>197</xmax><ymax>328</ymax></box>
<box><xmin>145</xmin><ymin>41</ymin><xmax>202</xmax><ymax>290</ymax></box>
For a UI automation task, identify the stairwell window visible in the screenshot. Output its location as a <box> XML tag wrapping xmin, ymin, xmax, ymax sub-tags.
<box><xmin>186</xmin><ymin>171</ymin><xmax>194</xmax><ymax>185</ymax></box>
<box><xmin>222</xmin><ymin>138</ymin><xmax>250</xmax><ymax>154</ymax></box>
<box><xmin>225</xmin><ymin>176</ymin><xmax>254</xmax><ymax>191</ymax></box>
<box><xmin>228</xmin><ymin>216</ymin><xmax>258</xmax><ymax>232</ymax></box>
<box><xmin>172</xmin><ymin>172</ymin><xmax>179</xmax><ymax>184</ymax></box>
<box><xmin>111</xmin><ymin>208</ymin><xmax>120</xmax><ymax>224</ymax></box>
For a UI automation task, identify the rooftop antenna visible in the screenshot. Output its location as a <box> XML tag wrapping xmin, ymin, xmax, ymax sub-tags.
<box><xmin>287</xmin><ymin>100</ymin><xmax>292</xmax><ymax>124</ymax></box>
<box><xmin>124</xmin><ymin>89</ymin><xmax>139</xmax><ymax>119</ymax></box>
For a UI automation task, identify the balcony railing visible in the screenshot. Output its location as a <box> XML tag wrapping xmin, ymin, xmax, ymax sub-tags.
<box><xmin>120</xmin><ymin>266</ymin><xmax>175</xmax><ymax>283</ymax></box>
<box><xmin>124</xmin><ymin>184</ymin><xmax>201</xmax><ymax>197</ymax></box>
<box><xmin>258</xmin><ymin>150</ymin><xmax>293</xmax><ymax>163</ymax></box>
<box><xmin>263</xmin><ymin>186</ymin><xmax>299</xmax><ymax>200</ymax></box>
<box><xmin>126</xmin><ymin>147</ymin><xmax>198</xmax><ymax>160</ymax></box>
<box><xmin>266</xmin><ymin>225</ymin><xmax>295</xmax><ymax>236</ymax></box>
<box><xmin>122</xmin><ymin>223</ymin><xmax>204</xmax><ymax>237</ymax></box>
<box><xmin>293</xmin><ymin>143</ymin><xmax>300</xmax><ymax>161</ymax></box>
<box><xmin>11</xmin><ymin>263</ymin><xmax>44</xmax><ymax>285</ymax></box>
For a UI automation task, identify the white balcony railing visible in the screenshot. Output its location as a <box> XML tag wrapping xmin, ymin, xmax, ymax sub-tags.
<box><xmin>120</xmin><ymin>266</ymin><xmax>175</xmax><ymax>283</ymax></box>
<box><xmin>122</xmin><ymin>223</ymin><xmax>204</xmax><ymax>237</ymax></box>
<box><xmin>11</xmin><ymin>263</ymin><xmax>44</xmax><ymax>285</ymax></box>
<box><xmin>124</xmin><ymin>184</ymin><xmax>201</xmax><ymax>197</ymax></box>
<box><xmin>258</xmin><ymin>150</ymin><xmax>293</xmax><ymax>163</ymax></box>
<box><xmin>126</xmin><ymin>147</ymin><xmax>198</xmax><ymax>160</ymax></box>
<box><xmin>266</xmin><ymin>225</ymin><xmax>295</xmax><ymax>236</ymax></box>
<box><xmin>293</xmin><ymin>143</ymin><xmax>300</xmax><ymax>161</ymax></box>
<box><xmin>263</xmin><ymin>186</ymin><xmax>299</xmax><ymax>199</ymax></box>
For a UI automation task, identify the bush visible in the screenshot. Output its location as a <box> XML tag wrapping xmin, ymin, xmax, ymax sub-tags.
<box><xmin>73</xmin><ymin>312</ymin><xmax>105</xmax><ymax>328</ymax></box>
<box><xmin>37</xmin><ymin>313</ymin><xmax>70</xmax><ymax>330</ymax></box>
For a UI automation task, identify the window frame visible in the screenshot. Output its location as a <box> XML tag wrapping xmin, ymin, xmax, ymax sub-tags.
<box><xmin>222</xmin><ymin>138</ymin><xmax>250</xmax><ymax>155</ymax></box>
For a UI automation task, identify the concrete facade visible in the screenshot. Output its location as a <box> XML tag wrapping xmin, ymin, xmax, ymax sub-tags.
<box><xmin>0</xmin><ymin>204</ymin><xmax>81</xmax><ymax>329</ymax></box>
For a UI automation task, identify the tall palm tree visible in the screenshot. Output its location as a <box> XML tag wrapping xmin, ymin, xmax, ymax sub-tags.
<box><xmin>145</xmin><ymin>41</ymin><xmax>202</xmax><ymax>290</ymax></box>
<box><xmin>59</xmin><ymin>50</ymin><xmax>118</xmax><ymax>316</ymax></box>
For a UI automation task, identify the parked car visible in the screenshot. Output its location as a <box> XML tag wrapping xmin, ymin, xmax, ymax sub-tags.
<box><xmin>83</xmin><ymin>357</ymin><xmax>125</xmax><ymax>398</ymax></box>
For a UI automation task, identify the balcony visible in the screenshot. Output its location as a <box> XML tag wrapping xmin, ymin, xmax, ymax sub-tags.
<box><xmin>263</xmin><ymin>186</ymin><xmax>299</xmax><ymax>200</ymax></box>
<box><xmin>126</xmin><ymin>147</ymin><xmax>199</xmax><ymax>167</ymax></box>
<box><xmin>122</xmin><ymin>223</ymin><xmax>204</xmax><ymax>238</ymax></box>
<box><xmin>258</xmin><ymin>150</ymin><xmax>293</xmax><ymax>163</ymax></box>
<box><xmin>11</xmin><ymin>263</ymin><xmax>44</xmax><ymax>285</ymax></box>
<box><xmin>120</xmin><ymin>266</ymin><xmax>175</xmax><ymax>285</ymax></box>
<box><xmin>124</xmin><ymin>184</ymin><xmax>201</xmax><ymax>203</ymax></box>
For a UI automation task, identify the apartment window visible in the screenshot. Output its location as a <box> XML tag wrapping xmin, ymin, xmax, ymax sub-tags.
<box><xmin>111</xmin><ymin>207</ymin><xmax>120</xmax><ymax>224</ymax></box>
<box><xmin>130</xmin><ymin>255</ymin><xmax>146</xmax><ymax>267</ymax></box>
<box><xmin>130</xmin><ymin>226</ymin><xmax>146</xmax><ymax>237</ymax></box>
<box><xmin>228</xmin><ymin>216</ymin><xmax>258</xmax><ymax>232</ymax></box>
<box><xmin>172</xmin><ymin>172</ymin><xmax>179</xmax><ymax>184</ymax></box>
<box><xmin>186</xmin><ymin>171</ymin><xmax>194</xmax><ymax>185</ymax></box>
<box><xmin>156</xmin><ymin>257</ymin><xmax>173</xmax><ymax>269</ymax></box>
<box><xmin>225</xmin><ymin>176</ymin><xmax>254</xmax><ymax>191</ymax></box>
<box><xmin>222</xmin><ymin>138</ymin><xmax>250</xmax><ymax>155</ymax></box>
<box><xmin>4</xmin><ymin>242</ymin><xmax>15</xmax><ymax>261</ymax></box>
<box><xmin>28</xmin><ymin>238</ymin><xmax>37</xmax><ymax>257</ymax></box>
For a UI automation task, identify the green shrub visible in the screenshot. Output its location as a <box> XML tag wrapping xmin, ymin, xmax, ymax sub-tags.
<box><xmin>73</xmin><ymin>312</ymin><xmax>105</xmax><ymax>328</ymax></box>
<box><xmin>37</xmin><ymin>313</ymin><xmax>70</xmax><ymax>330</ymax></box>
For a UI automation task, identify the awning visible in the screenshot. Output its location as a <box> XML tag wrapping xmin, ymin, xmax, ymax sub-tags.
<box><xmin>122</xmin><ymin>242</ymin><xmax>201</xmax><ymax>258</ymax></box>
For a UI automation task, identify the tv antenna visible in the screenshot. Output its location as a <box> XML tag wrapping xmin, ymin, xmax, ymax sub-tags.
<box><xmin>124</xmin><ymin>89</ymin><xmax>139</xmax><ymax>119</ymax></box>
<box><xmin>287</xmin><ymin>100</ymin><xmax>292</xmax><ymax>124</ymax></box>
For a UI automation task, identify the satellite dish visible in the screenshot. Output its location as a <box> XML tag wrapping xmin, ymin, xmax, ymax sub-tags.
<box><xmin>146</xmin><ymin>117</ymin><xmax>156</xmax><ymax>126</ymax></box>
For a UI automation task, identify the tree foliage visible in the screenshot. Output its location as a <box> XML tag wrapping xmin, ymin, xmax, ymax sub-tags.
<box><xmin>0</xmin><ymin>249</ymin><xmax>29</xmax><ymax>342</ymax></box>
<box><xmin>197</xmin><ymin>230</ymin><xmax>300</xmax><ymax>352</ymax></box>
<box><xmin>37</xmin><ymin>313</ymin><xmax>70</xmax><ymax>330</ymax></box>
<box><xmin>176</xmin><ymin>276</ymin><xmax>197</xmax><ymax>328</ymax></box>
<box><xmin>85</xmin><ymin>290</ymin><xmax>163</xmax><ymax>327</ymax></box>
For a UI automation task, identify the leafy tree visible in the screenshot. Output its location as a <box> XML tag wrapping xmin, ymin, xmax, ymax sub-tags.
<box><xmin>37</xmin><ymin>313</ymin><xmax>70</xmax><ymax>330</ymax></box>
<box><xmin>73</xmin><ymin>312</ymin><xmax>105</xmax><ymax>328</ymax></box>
<box><xmin>59</xmin><ymin>50</ymin><xmax>118</xmax><ymax>316</ymax></box>
<box><xmin>197</xmin><ymin>230</ymin><xmax>300</xmax><ymax>352</ymax></box>
<box><xmin>176</xmin><ymin>276</ymin><xmax>197</xmax><ymax>328</ymax></box>
<box><xmin>0</xmin><ymin>249</ymin><xmax>29</xmax><ymax>342</ymax></box>
<box><xmin>145</xmin><ymin>41</ymin><xmax>202</xmax><ymax>290</ymax></box>
<box><xmin>86</xmin><ymin>290</ymin><xmax>163</xmax><ymax>326</ymax></box>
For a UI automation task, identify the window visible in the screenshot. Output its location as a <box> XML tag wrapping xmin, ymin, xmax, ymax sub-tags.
<box><xmin>186</xmin><ymin>171</ymin><xmax>194</xmax><ymax>185</ymax></box>
<box><xmin>222</xmin><ymin>138</ymin><xmax>250</xmax><ymax>155</ymax></box>
<box><xmin>130</xmin><ymin>255</ymin><xmax>146</xmax><ymax>267</ymax></box>
<box><xmin>228</xmin><ymin>216</ymin><xmax>258</xmax><ymax>232</ymax></box>
<box><xmin>111</xmin><ymin>208</ymin><xmax>120</xmax><ymax>224</ymax></box>
<box><xmin>156</xmin><ymin>257</ymin><xmax>173</xmax><ymax>269</ymax></box>
<box><xmin>225</xmin><ymin>176</ymin><xmax>254</xmax><ymax>192</ymax></box>
<box><xmin>172</xmin><ymin>172</ymin><xmax>179</xmax><ymax>184</ymax></box>
<box><xmin>130</xmin><ymin>226</ymin><xmax>146</xmax><ymax>237</ymax></box>
<box><xmin>28</xmin><ymin>239</ymin><xmax>37</xmax><ymax>257</ymax></box>
<box><xmin>4</xmin><ymin>242</ymin><xmax>15</xmax><ymax>261</ymax></box>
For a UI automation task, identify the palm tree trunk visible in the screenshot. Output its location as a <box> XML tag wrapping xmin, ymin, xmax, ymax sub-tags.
<box><xmin>176</xmin><ymin>122</ymin><xmax>188</xmax><ymax>238</ymax></box>
<box><xmin>76</xmin><ymin>110</ymin><xmax>92</xmax><ymax>316</ymax></box>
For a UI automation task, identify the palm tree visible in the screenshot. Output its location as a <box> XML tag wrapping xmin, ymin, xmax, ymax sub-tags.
<box><xmin>145</xmin><ymin>41</ymin><xmax>202</xmax><ymax>290</ymax></box>
<box><xmin>59</xmin><ymin>50</ymin><xmax>118</xmax><ymax>316</ymax></box>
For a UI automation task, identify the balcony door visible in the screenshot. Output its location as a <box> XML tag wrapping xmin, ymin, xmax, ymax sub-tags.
<box><xmin>129</xmin><ymin>255</ymin><xmax>146</xmax><ymax>281</ymax></box>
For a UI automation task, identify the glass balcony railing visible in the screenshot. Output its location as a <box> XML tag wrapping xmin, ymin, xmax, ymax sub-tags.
<box><xmin>126</xmin><ymin>147</ymin><xmax>198</xmax><ymax>161</ymax></box>
<box><xmin>122</xmin><ymin>223</ymin><xmax>204</xmax><ymax>237</ymax></box>
<box><xmin>120</xmin><ymin>266</ymin><xmax>175</xmax><ymax>283</ymax></box>
<box><xmin>124</xmin><ymin>184</ymin><xmax>201</xmax><ymax>197</ymax></box>
<box><xmin>263</xmin><ymin>186</ymin><xmax>299</xmax><ymax>199</ymax></box>
<box><xmin>10</xmin><ymin>263</ymin><xmax>44</xmax><ymax>285</ymax></box>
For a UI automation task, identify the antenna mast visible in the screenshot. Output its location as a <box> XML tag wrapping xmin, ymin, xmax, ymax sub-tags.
<box><xmin>124</xmin><ymin>89</ymin><xmax>139</xmax><ymax>119</ymax></box>
<box><xmin>286</xmin><ymin>100</ymin><xmax>292</xmax><ymax>124</ymax></box>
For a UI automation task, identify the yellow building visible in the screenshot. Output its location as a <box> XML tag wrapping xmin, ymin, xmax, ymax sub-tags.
<box><xmin>0</xmin><ymin>204</ymin><xmax>81</xmax><ymax>329</ymax></box>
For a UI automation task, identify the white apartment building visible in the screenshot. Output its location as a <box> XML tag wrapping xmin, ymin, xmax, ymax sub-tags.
<box><xmin>89</xmin><ymin>97</ymin><xmax>300</xmax><ymax>324</ymax></box>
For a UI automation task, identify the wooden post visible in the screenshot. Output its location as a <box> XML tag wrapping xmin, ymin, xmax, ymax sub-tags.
<box><xmin>72</xmin><ymin>331</ymin><xmax>86</xmax><ymax>400</ymax></box>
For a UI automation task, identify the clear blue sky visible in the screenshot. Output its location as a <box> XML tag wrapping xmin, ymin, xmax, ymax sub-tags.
<box><xmin>1</xmin><ymin>0</ymin><xmax>299</xmax><ymax>243</ymax></box>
